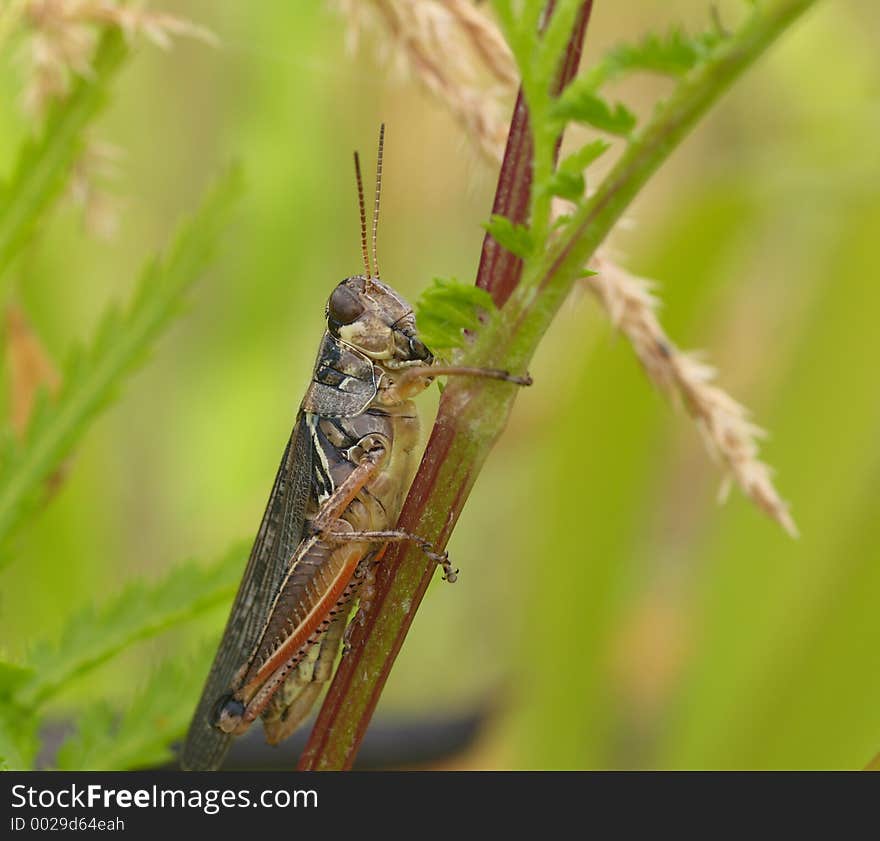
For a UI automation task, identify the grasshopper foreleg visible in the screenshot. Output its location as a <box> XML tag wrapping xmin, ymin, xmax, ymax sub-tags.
<box><xmin>414</xmin><ymin>365</ymin><xmax>533</xmax><ymax>387</ymax></box>
<box><xmin>378</xmin><ymin>365</ymin><xmax>532</xmax><ymax>403</ymax></box>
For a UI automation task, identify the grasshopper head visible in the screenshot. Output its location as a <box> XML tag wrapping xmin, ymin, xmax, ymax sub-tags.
<box><xmin>325</xmin><ymin>275</ymin><xmax>433</xmax><ymax>369</ymax></box>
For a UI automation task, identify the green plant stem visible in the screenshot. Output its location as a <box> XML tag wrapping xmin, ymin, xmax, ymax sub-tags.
<box><xmin>299</xmin><ymin>0</ymin><xmax>820</xmax><ymax>770</ymax></box>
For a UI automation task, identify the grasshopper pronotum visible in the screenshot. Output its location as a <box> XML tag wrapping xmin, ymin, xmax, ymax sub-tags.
<box><xmin>181</xmin><ymin>126</ymin><xmax>529</xmax><ymax>770</ymax></box>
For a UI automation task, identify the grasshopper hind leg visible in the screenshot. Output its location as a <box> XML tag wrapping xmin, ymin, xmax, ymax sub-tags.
<box><xmin>262</xmin><ymin>610</ymin><xmax>349</xmax><ymax>746</ymax></box>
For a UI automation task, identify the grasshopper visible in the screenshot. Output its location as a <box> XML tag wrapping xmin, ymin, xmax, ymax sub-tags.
<box><xmin>181</xmin><ymin>127</ymin><xmax>529</xmax><ymax>770</ymax></box>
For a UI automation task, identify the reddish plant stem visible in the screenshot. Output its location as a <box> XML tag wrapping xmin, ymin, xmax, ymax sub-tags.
<box><xmin>477</xmin><ymin>0</ymin><xmax>593</xmax><ymax>307</ymax></box>
<box><xmin>299</xmin><ymin>1</ymin><xmax>594</xmax><ymax>771</ymax></box>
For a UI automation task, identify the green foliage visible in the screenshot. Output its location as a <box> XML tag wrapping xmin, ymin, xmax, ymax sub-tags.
<box><xmin>552</xmin><ymin>84</ymin><xmax>637</xmax><ymax>136</ymax></box>
<box><xmin>486</xmin><ymin>4</ymin><xmax>732</xmax><ymax>273</ymax></box>
<box><xmin>543</xmin><ymin>140</ymin><xmax>611</xmax><ymax>201</ymax></box>
<box><xmin>581</xmin><ymin>27</ymin><xmax>728</xmax><ymax>91</ymax></box>
<box><xmin>483</xmin><ymin>214</ymin><xmax>536</xmax><ymax>260</ymax></box>
<box><xmin>18</xmin><ymin>542</ymin><xmax>248</xmax><ymax>708</ymax></box>
<box><xmin>0</xmin><ymin>167</ymin><xmax>243</xmax><ymax>564</ymax></box>
<box><xmin>55</xmin><ymin>643</ymin><xmax>215</xmax><ymax>770</ymax></box>
<box><xmin>0</xmin><ymin>542</ymin><xmax>246</xmax><ymax>769</ymax></box>
<box><xmin>0</xmin><ymin>13</ymin><xmax>250</xmax><ymax>773</ymax></box>
<box><xmin>0</xmin><ymin>29</ymin><xmax>128</xmax><ymax>283</ymax></box>
<box><xmin>0</xmin><ymin>704</ymin><xmax>40</xmax><ymax>770</ymax></box>
<box><xmin>3</xmin><ymin>0</ymin><xmax>868</xmax><ymax>774</ymax></box>
<box><xmin>416</xmin><ymin>277</ymin><xmax>497</xmax><ymax>353</ymax></box>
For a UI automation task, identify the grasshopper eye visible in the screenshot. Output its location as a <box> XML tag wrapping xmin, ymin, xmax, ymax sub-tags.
<box><xmin>327</xmin><ymin>285</ymin><xmax>364</xmax><ymax>327</ymax></box>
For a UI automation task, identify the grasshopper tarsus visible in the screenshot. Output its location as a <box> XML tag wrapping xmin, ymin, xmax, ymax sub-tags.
<box><xmin>342</xmin><ymin>610</ymin><xmax>364</xmax><ymax>656</ymax></box>
<box><xmin>441</xmin><ymin>563</ymin><xmax>460</xmax><ymax>584</ymax></box>
<box><xmin>495</xmin><ymin>371</ymin><xmax>533</xmax><ymax>387</ymax></box>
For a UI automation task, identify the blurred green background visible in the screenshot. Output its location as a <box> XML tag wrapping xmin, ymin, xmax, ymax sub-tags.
<box><xmin>1</xmin><ymin>0</ymin><xmax>878</xmax><ymax>769</ymax></box>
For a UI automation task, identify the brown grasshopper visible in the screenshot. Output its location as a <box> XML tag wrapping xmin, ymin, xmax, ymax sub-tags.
<box><xmin>181</xmin><ymin>126</ymin><xmax>529</xmax><ymax>770</ymax></box>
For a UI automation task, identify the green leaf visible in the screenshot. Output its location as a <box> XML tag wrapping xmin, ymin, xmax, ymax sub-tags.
<box><xmin>553</xmin><ymin>82</ymin><xmax>637</xmax><ymax>136</ymax></box>
<box><xmin>55</xmin><ymin>644</ymin><xmax>215</xmax><ymax>770</ymax></box>
<box><xmin>0</xmin><ymin>660</ymin><xmax>35</xmax><ymax>699</ymax></box>
<box><xmin>0</xmin><ymin>166</ymin><xmax>243</xmax><ymax>563</ymax></box>
<box><xmin>548</xmin><ymin>170</ymin><xmax>585</xmax><ymax>201</ymax></box>
<box><xmin>0</xmin><ymin>707</ymin><xmax>39</xmax><ymax>770</ymax></box>
<box><xmin>54</xmin><ymin>704</ymin><xmax>117</xmax><ymax>771</ymax></box>
<box><xmin>483</xmin><ymin>214</ymin><xmax>536</xmax><ymax>260</ymax></box>
<box><xmin>562</xmin><ymin>139</ymin><xmax>613</xmax><ymax>173</ymax></box>
<box><xmin>0</xmin><ymin>29</ymin><xmax>128</xmax><ymax>283</ymax></box>
<box><xmin>608</xmin><ymin>29</ymin><xmax>722</xmax><ymax>77</ymax></box>
<box><xmin>416</xmin><ymin>278</ymin><xmax>497</xmax><ymax>353</ymax></box>
<box><xmin>581</xmin><ymin>26</ymin><xmax>729</xmax><ymax>91</ymax></box>
<box><xmin>17</xmin><ymin>541</ymin><xmax>248</xmax><ymax>708</ymax></box>
<box><xmin>542</xmin><ymin>141</ymin><xmax>611</xmax><ymax>202</ymax></box>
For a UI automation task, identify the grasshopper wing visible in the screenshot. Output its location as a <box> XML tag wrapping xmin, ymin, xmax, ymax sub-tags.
<box><xmin>181</xmin><ymin>413</ymin><xmax>314</xmax><ymax>770</ymax></box>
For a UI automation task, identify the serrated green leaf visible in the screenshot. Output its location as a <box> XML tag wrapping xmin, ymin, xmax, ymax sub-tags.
<box><xmin>581</xmin><ymin>26</ymin><xmax>729</xmax><ymax>92</ymax></box>
<box><xmin>607</xmin><ymin>29</ymin><xmax>713</xmax><ymax>76</ymax></box>
<box><xmin>0</xmin><ymin>660</ymin><xmax>35</xmax><ymax>699</ymax></box>
<box><xmin>54</xmin><ymin>703</ymin><xmax>116</xmax><ymax>771</ymax></box>
<box><xmin>0</xmin><ymin>706</ymin><xmax>39</xmax><ymax>770</ymax></box>
<box><xmin>0</xmin><ymin>29</ymin><xmax>128</xmax><ymax>283</ymax></box>
<box><xmin>542</xmin><ymin>139</ymin><xmax>614</xmax><ymax>202</ymax></box>
<box><xmin>17</xmin><ymin>540</ymin><xmax>249</xmax><ymax>708</ymax></box>
<box><xmin>55</xmin><ymin>643</ymin><xmax>216</xmax><ymax>770</ymax></box>
<box><xmin>0</xmin><ymin>167</ymin><xmax>243</xmax><ymax>564</ymax></box>
<box><xmin>483</xmin><ymin>214</ymin><xmax>536</xmax><ymax>260</ymax></box>
<box><xmin>553</xmin><ymin>83</ymin><xmax>637</xmax><ymax>136</ymax></box>
<box><xmin>544</xmin><ymin>169</ymin><xmax>585</xmax><ymax>201</ymax></box>
<box><xmin>561</xmin><ymin>139</ymin><xmax>613</xmax><ymax>174</ymax></box>
<box><xmin>416</xmin><ymin>277</ymin><xmax>497</xmax><ymax>353</ymax></box>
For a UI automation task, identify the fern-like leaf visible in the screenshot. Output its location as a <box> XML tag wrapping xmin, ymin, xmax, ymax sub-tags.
<box><xmin>0</xmin><ymin>29</ymin><xmax>128</xmax><ymax>282</ymax></box>
<box><xmin>552</xmin><ymin>82</ymin><xmax>637</xmax><ymax>136</ymax></box>
<box><xmin>16</xmin><ymin>540</ymin><xmax>248</xmax><ymax>708</ymax></box>
<box><xmin>543</xmin><ymin>139</ymin><xmax>612</xmax><ymax>201</ymax></box>
<box><xmin>0</xmin><ymin>167</ymin><xmax>243</xmax><ymax>563</ymax></box>
<box><xmin>416</xmin><ymin>278</ymin><xmax>497</xmax><ymax>354</ymax></box>
<box><xmin>55</xmin><ymin>643</ymin><xmax>216</xmax><ymax>770</ymax></box>
<box><xmin>482</xmin><ymin>214</ymin><xmax>536</xmax><ymax>260</ymax></box>
<box><xmin>0</xmin><ymin>705</ymin><xmax>39</xmax><ymax>771</ymax></box>
<box><xmin>581</xmin><ymin>26</ymin><xmax>729</xmax><ymax>91</ymax></box>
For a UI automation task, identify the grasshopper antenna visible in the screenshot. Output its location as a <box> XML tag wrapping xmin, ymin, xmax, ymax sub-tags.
<box><xmin>371</xmin><ymin>123</ymin><xmax>385</xmax><ymax>283</ymax></box>
<box><xmin>353</xmin><ymin>151</ymin><xmax>371</xmax><ymax>279</ymax></box>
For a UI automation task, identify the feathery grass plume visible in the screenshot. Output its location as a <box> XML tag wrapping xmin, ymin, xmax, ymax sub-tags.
<box><xmin>0</xmin><ymin>167</ymin><xmax>242</xmax><ymax>566</ymax></box>
<box><xmin>17</xmin><ymin>0</ymin><xmax>218</xmax><ymax>119</ymax></box>
<box><xmin>336</xmin><ymin>0</ymin><xmax>516</xmax><ymax>162</ymax></box>
<box><xmin>589</xmin><ymin>255</ymin><xmax>797</xmax><ymax>536</ymax></box>
<box><xmin>438</xmin><ymin>0</ymin><xmax>518</xmax><ymax>87</ymax></box>
<box><xmin>66</xmin><ymin>138</ymin><xmax>123</xmax><ymax>238</ymax></box>
<box><xmin>9</xmin><ymin>2</ymin><xmax>217</xmax><ymax>239</ymax></box>
<box><xmin>0</xmin><ymin>28</ymin><xmax>126</xmax><ymax>283</ymax></box>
